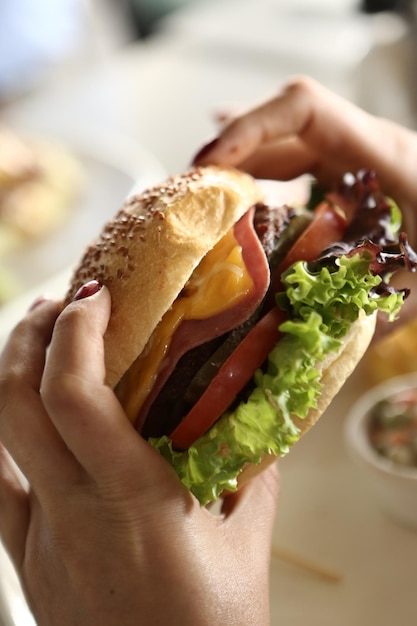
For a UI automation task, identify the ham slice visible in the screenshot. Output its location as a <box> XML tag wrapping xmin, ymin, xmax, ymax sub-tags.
<box><xmin>136</xmin><ymin>207</ymin><xmax>270</xmax><ymax>430</ymax></box>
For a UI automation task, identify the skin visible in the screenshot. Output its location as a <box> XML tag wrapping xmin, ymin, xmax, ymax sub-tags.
<box><xmin>193</xmin><ymin>76</ymin><xmax>417</xmax><ymax>242</ymax></box>
<box><xmin>0</xmin><ymin>287</ymin><xmax>279</xmax><ymax>626</ymax></box>
<box><xmin>193</xmin><ymin>75</ymin><xmax>417</xmax><ymax>334</ymax></box>
<box><xmin>1</xmin><ymin>75</ymin><xmax>417</xmax><ymax>625</ymax></box>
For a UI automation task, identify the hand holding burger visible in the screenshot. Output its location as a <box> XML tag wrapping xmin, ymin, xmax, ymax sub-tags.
<box><xmin>1</xmin><ymin>76</ymin><xmax>417</xmax><ymax>626</ymax></box>
<box><xmin>0</xmin><ymin>289</ymin><xmax>279</xmax><ymax>626</ymax></box>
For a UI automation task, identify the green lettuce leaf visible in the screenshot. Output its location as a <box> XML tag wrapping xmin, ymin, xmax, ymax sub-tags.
<box><xmin>388</xmin><ymin>198</ymin><xmax>402</xmax><ymax>236</ymax></box>
<box><xmin>151</xmin><ymin>252</ymin><xmax>405</xmax><ymax>505</ymax></box>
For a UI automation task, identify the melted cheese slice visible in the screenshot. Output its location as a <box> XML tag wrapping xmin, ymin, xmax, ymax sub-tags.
<box><xmin>118</xmin><ymin>228</ymin><xmax>253</xmax><ymax>423</ymax></box>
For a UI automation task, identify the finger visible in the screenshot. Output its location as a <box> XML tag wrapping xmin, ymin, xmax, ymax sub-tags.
<box><xmin>0</xmin><ymin>443</ymin><xmax>29</xmax><ymax>568</ymax></box>
<box><xmin>237</xmin><ymin>138</ymin><xmax>358</xmax><ymax>192</ymax></box>
<box><xmin>202</xmin><ymin>78</ymin><xmax>417</xmax><ymax>239</ymax></box>
<box><xmin>192</xmin><ymin>77</ymin><xmax>375</xmax><ymax>174</ymax></box>
<box><xmin>237</xmin><ymin>138</ymin><xmax>319</xmax><ymax>181</ymax></box>
<box><xmin>195</xmin><ymin>78</ymin><xmax>417</xmax><ymax>245</ymax></box>
<box><xmin>40</xmin><ymin>285</ymin><xmax>155</xmax><ymax>483</ymax></box>
<box><xmin>0</xmin><ymin>300</ymin><xmax>77</xmax><ymax>491</ymax></box>
<box><xmin>0</xmin><ymin>298</ymin><xmax>60</xmax><ymax>389</ymax></box>
<box><xmin>194</xmin><ymin>76</ymin><xmax>417</xmax><ymax>213</ymax></box>
<box><xmin>194</xmin><ymin>74</ymin><xmax>417</xmax><ymax>214</ymax></box>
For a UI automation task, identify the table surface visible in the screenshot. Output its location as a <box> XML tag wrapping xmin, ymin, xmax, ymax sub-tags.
<box><xmin>1</xmin><ymin>1</ymin><xmax>416</xmax><ymax>624</ymax></box>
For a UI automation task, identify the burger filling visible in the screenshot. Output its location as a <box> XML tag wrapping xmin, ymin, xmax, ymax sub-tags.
<box><xmin>120</xmin><ymin>171</ymin><xmax>417</xmax><ymax>504</ymax></box>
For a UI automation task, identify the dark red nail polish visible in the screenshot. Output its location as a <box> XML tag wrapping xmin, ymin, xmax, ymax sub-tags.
<box><xmin>72</xmin><ymin>280</ymin><xmax>102</xmax><ymax>301</ymax></box>
<box><xmin>191</xmin><ymin>138</ymin><xmax>220</xmax><ymax>165</ymax></box>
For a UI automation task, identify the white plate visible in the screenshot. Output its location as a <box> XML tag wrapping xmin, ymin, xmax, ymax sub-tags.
<box><xmin>0</xmin><ymin>131</ymin><xmax>165</xmax><ymax>350</ymax></box>
<box><xmin>1</xmin><ymin>129</ymin><xmax>165</xmax><ymax>296</ymax></box>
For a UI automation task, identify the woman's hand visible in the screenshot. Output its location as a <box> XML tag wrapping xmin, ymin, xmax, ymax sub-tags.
<box><xmin>0</xmin><ymin>284</ymin><xmax>279</xmax><ymax>626</ymax></box>
<box><xmin>193</xmin><ymin>76</ymin><xmax>417</xmax><ymax>238</ymax></box>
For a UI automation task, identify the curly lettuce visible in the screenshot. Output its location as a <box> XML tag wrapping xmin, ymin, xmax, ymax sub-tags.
<box><xmin>151</xmin><ymin>250</ymin><xmax>406</xmax><ymax>505</ymax></box>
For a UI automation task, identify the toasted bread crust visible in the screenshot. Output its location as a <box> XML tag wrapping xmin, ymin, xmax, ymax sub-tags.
<box><xmin>65</xmin><ymin>166</ymin><xmax>263</xmax><ymax>387</ymax></box>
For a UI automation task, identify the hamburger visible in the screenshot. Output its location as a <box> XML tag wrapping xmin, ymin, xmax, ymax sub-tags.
<box><xmin>65</xmin><ymin>166</ymin><xmax>417</xmax><ymax>504</ymax></box>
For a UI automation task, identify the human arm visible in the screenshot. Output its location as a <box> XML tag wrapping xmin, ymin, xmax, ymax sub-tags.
<box><xmin>0</xmin><ymin>284</ymin><xmax>279</xmax><ymax>626</ymax></box>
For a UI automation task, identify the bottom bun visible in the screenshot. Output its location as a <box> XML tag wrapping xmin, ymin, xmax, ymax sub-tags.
<box><xmin>236</xmin><ymin>310</ymin><xmax>377</xmax><ymax>490</ymax></box>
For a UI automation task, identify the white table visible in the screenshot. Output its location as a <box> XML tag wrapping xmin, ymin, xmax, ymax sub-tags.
<box><xmin>1</xmin><ymin>1</ymin><xmax>416</xmax><ymax>624</ymax></box>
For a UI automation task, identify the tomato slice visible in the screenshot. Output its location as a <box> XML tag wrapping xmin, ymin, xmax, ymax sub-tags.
<box><xmin>265</xmin><ymin>201</ymin><xmax>347</xmax><ymax>307</ymax></box>
<box><xmin>279</xmin><ymin>201</ymin><xmax>347</xmax><ymax>273</ymax></box>
<box><xmin>169</xmin><ymin>201</ymin><xmax>347</xmax><ymax>450</ymax></box>
<box><xmin>170</xmin><ymin>306</ymin><xmax>287</xmax><ymax>450</ymax></box>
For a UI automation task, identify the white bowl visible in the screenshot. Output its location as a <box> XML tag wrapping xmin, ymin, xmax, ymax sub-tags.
<box><xmin>344</xmin><ymin>373</ymin><xmax>417</xmax><ymax>531</ymax></box>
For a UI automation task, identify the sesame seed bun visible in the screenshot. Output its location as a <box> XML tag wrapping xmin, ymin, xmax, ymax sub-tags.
<box><xmin>65</xmin><ymin>166</ymin><xmax>264</xmax><ymax>387</ymax></box>
<box><xmin>65</xmin><ymin>165</ymin><xmax>380</xmax><ymax>504</ymax></box>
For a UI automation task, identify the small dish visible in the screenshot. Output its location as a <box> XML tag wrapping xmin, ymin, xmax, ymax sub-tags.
<box><xmin>344</xmin><ymin>373</ymin><xmax>417</xmax><ymax>531</ymax></box>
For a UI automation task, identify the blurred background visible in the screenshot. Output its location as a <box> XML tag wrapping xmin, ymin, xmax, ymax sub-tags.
<box><xmin>1</xmin><ymin>1</ymin><xmax>417</xmax><ymax>625</ymax></box>
<box><xmin>1</xmin><ymin>0</ymin><xmax>417</xmax><ymax>121</ymax></box>
<box><xmin>1</xmin><ymin>0</ymin><xmax>417</xmax><ymax>303</ymax></box>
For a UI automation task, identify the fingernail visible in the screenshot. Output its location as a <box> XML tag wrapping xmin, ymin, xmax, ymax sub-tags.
<box><xmin>72</xmin><ymin>280</ymin><xmax>102</xmax><ymax>301</ymax></box>
<box><xmin>28</xmin><ymin>295</ymin><xmax>51</xmax><ymax>311</ymax></box>
<box><xmin>191</xmin><ymin>138</ymin><xmax>220</xmax><ymax>165</ymax></box>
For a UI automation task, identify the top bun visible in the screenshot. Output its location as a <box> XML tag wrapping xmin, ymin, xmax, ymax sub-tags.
<box><xmin>65</xmin><ymin>166</ymin><xmax>264</xmax><ymax>388</ymax></box>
